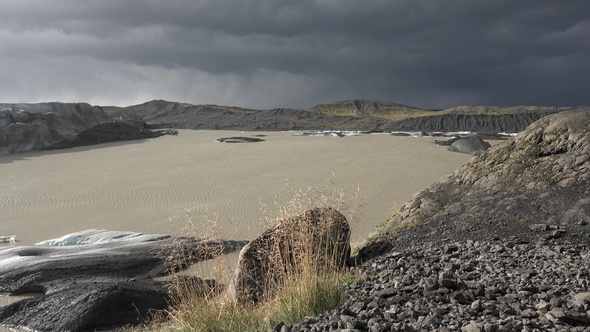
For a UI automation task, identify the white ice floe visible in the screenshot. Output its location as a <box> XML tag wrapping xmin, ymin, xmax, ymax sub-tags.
<box><xmin>0</xmin><ymin>230</ymin><xmax>171</xmax><ymax>275</ymax></box>
<box><xmin>293</xmin><ymin>130</ymin><xmax>362</xmax><ymax>137</ymax></box>
<box><xmin>0</xmin><ymin>235</ymin><xmax>16</xmax><ymax>243</ymax></box>
<box><xmin>497</xmin><ymin>132</ymin><xmax>518</xmax><ymax>137</ymax></box>
<box><xmin>292</xmin><ymin>130</ymin><xmax>519</xmax><ymax>139</ymax></box>
<box><xmin>35</xmin><ymin>229</ymin><xmax>169</xmax><ymax>246</ymax></box>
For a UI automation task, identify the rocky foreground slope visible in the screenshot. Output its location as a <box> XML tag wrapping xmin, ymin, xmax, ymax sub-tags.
<box><xmin>287</xmin><ymin>110</ymin><xmax>590</xmax><ymax>331</ymax></box>
<box><xmin>118</xmin><ymin>99</ymin><xmax>575</xmax><ymax>133</ymax></box>
<box><xmin>0</xmin><ymin>102</ymin><xmax>166</xmax><ymax>155</ymax></box>
<box><xmin>371</xmin><ymin>109</ymin><xmax>590</xmax><ymax>249</ymax></box>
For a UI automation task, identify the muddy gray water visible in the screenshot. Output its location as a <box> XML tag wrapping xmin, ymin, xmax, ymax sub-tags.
<box><xmin>1</xmin><ymin>130</ymin><xmax>471</xmax><ymax>246</ymax></box>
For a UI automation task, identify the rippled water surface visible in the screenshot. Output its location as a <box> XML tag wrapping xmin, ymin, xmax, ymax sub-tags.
<box><xmin>1</xmin><ymin>130</ymin><xmax>471</xmax><ymax>246</ymax></box>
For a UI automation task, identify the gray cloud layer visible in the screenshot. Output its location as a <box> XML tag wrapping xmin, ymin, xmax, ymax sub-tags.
<box><xmin>1</xmin><ymin>0</ymin><xmax>589</xmax><ymax>109</ymax></box>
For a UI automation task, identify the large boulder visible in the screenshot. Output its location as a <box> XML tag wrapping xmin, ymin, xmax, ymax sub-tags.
<box><xmin>229</xmin><ymin>208</ymin><xmax>351</xmax><ymax>304</ymax></box>
<box><xmin>447</xmin><ymin>134</ymin><xmax>491</xmax><ymax>155</ymax></box>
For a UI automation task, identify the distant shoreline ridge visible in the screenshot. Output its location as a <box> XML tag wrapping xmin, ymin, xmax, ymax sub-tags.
<box><xmin>2</xmin><ymin>99</ymin><xmax>586</xmax><ymax>155</ymax></box>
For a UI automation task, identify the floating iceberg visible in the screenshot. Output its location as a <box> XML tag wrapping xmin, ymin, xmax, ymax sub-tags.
<box><xmin>0</xmin><ymin>235</ymin><xmax>15</xmax><ymax>243</ymax></box>
<box><xmin>293</xmin><ymin>130</ymin><xmax>362</xmax><ymax>137</ymax></box>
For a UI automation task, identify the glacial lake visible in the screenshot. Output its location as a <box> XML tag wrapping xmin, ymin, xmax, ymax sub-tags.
<box><xmin>1</xmin><ymin>130</ymin><xmax>472</xmax><ymax>247</ymax></box>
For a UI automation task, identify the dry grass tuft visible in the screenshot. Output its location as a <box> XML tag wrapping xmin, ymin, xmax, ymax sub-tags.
<box><xmin>141</xmin><ymin>185</ymin><xmax>360</xmax><ymax>332</ymax></box>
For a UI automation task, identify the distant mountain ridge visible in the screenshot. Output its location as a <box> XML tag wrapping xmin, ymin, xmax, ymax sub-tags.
<box><xmin>115</xmin><ymin>99</ymin><xmax>582</xmax><ymax>133</ymax></box>
<box><xmin>2</xmin><ymin>100</ymin><xmax>586</xmax><ymax>155</ymax></box>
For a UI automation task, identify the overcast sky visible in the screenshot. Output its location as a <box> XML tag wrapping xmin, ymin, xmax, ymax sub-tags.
<box><xmin>1</xmin><ymin>1</ymin><xmax>589</xmax><ymax>109</ymax></box>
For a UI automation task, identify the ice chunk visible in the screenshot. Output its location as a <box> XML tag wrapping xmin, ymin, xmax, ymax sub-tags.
<box><xmin>36</xmin><ymin>229</ymin><xmax>169</xmax><ymax>246</ymax></box>
<box><xmin>0</xmin><ymin>235</ymin><xmax>16</xmax><ymax>243</ymax></box>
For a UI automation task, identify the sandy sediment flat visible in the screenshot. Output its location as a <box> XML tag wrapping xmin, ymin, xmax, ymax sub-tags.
<box><xmin>0</xmin><ymin>130</ymin><xmax>472</xmax><ymax>247</ymax></box>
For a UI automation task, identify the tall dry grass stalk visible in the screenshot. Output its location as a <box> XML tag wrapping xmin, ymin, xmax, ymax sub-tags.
<box><xmin>262</xmin><ymin>182</ymin><xmax>362</xmax><ymax>228</ymax></box>
<box><xmin>147</xmin><ymin>184</ymin><xmax>360</xmax><ymax>332</ymax></box>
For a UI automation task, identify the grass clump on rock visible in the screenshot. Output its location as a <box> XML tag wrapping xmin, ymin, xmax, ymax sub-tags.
<box><xmin>154</xmin><ymin>189</ymin><xmax>357</xmax><ymax>332</ymax></box>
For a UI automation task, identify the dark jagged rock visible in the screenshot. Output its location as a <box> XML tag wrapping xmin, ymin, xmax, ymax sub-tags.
<box><xmin>46</xmin><ymin>121</ymin><xmax>163</xmax><ymax>150</ymax></box>
<box><xmin>0</xmin><ymin>103</ymin><xmax>107</xmax><ymax>155</ymax></box>
<box><xmin>389</xmin><ymin>111</ymin><xmax>559</xmax><ymax>133</ymax></box>
<box><xmin>215</xmin><ymin>136</ymin><xmax>265</xmax><ymax>143</ymax></box>
<box><xmin>0</xmin><ymin>230</ymin><xmax>248</xmax><ymax>332</ymax></box>
<box><xmin>0</xmin><ymin>282</ymin><xmax>170</xmax><ymax>332</ymax></box>
<box><xmin>229</xmin><ymin>208</ymin><xmax>351</xmax><ymax>305</ymax></box>
<box><xmin>0</xmin><ymin>103</ymin><xmax>166</xmax><ymax>155</ymax></box>
<box><xmin>290</xmin><ymin>239</ymin><xmax>590</xmax><ymax>331</ymax></box>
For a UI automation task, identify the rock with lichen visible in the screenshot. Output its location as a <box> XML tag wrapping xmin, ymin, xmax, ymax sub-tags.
<box><xmin>359</xmin><ymin>110</ymin><xmax>590</xmax><ymax>261</ymax></box>
<box><xmin>229</xmin><ymin>207</ymin><xmax>351</xmax><ymax>304</ymax></box>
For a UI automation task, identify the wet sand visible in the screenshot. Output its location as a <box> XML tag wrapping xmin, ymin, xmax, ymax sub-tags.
<box><xmin>0</xmin><ymin>130</ymin><xmax>472</xmax><ymax>247</ymax></box>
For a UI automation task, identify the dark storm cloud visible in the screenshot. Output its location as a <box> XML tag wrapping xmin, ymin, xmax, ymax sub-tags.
<box><xmin>1</xmin><ymin>0</ymin><xmax>589</xmax><ymax>108</ymax></box>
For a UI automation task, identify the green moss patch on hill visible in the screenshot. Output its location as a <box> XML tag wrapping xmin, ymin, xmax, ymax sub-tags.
<box><xmin>307</xmin><ymin>100</ymin><xmax>431</xmax><ymax>120</ymax></box>
<box><xmin>101</xmin><ymin>106</ymin><xmax>125</xmax><ymax>113</ymax></box>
